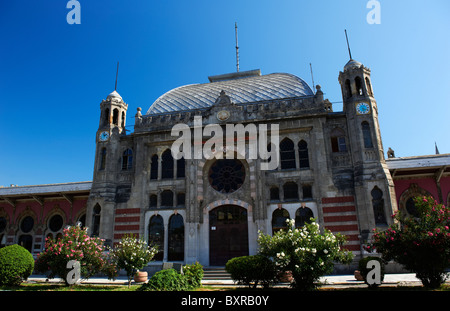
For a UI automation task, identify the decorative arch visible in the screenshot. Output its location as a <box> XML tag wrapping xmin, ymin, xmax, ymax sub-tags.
<box><xmin>203</xmin><ymin>199</ymin><xmax>252</xmax><ymax>214</ymax></box>
<box><xmin>399</xmin><ymin>183</ymin><xmax>433</xmax><ymax>217</ymax></box>
<box><xmin>43</xmin><ymin>205</ymin><xmax>67</xmax><ymax>239</ymax></box>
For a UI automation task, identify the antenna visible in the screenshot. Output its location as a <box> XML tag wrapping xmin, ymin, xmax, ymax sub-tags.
<box><xmin>344</xmin><ymin>29</ymin><xmax>353</xmax><ymax>60</ymax></box>
<box><xmin>115</xmin><ymin>61</ymin><xmax>119</xmax><ymax>91</ymax></box>
<box><xmin>309</xmin><ymin>63</ymin><xmax>315</xmax><ymax>90</ymax></box>
<box><xmin>235</xmin><ymin>22</ymin><xmax>240</xmax><ymax>72</ymax></box>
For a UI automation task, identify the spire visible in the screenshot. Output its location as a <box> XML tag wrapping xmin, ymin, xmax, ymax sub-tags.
<box><xmin>115</xmin><ymin>61</ymin><xmax>119</xmax><ymax>91</ymax></box>
<box><xmin>345</xmin><ymin>29</ymin><xmax>353</xmax><ymax>60</ymax></box>
<box><xmin>435</xmin><ymin>142</ymin><xmax>440</xmax><ymax>155</ymax></box>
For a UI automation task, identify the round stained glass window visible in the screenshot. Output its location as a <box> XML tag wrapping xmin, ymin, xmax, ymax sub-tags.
<box><xmin>49</xmin><ymin>214</ymin><xmax>63</xmax><ymax>232</ymax></box>
<box><xmin>208</xmin><ymin>159</ymin><xmax>245</xmax><ymax>193</ymax></box>
<box><xmin>20</xmin><ymin>216</ymin><xmax>34</xmax><ymax>233</ymax></box>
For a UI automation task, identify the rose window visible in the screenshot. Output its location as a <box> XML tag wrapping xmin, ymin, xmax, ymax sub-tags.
<box><xmin>208</xmin><ymin>159</ymin><xmax>245</xmax><ymax>193</ymax></box>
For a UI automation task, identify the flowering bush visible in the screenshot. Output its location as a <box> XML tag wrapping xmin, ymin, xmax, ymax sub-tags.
<box><xmin>108</xmin><ymin>234</ymin><xmax>158</xmax><ymax>287</ymax></box>
<box><xmin>366</xmin><ymin>196</ymin><xmax>450</xmax><ymax>288</ymax></box>
<box><xmin>258</xmin><ymin>218</ymin><xmax>353</xmax><ymax>290</ymax></box>
<box><xmin>35</xmin><ymin>225</ymin><xmax>106</xmax><ymax>285</ymax></box>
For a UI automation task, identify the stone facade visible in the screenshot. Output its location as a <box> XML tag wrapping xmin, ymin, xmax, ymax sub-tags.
<box><xmin>84</xmin><ymin>59</ymin><xmax>399</xmax><ymax>267</ymax></box>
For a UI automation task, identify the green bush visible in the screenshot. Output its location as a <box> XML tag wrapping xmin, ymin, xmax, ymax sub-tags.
<box><xmin>358</xmin><ymin>256</ymin><xmax>385</xmax><ymax>288</ymax></box>
<box><xmin>183</xmin><ymin>262</ymin><xmax>204</xmax><ymax>289</ymax></box>
<box><xmin>0</xmin><ymin>244</ymin><xmax>35</xmax><ymax>286</ymax></box>
<box><xmin>140</xmin><ymin>269</ymin><xmax>191</xmax><ymax>291</ymax></box>
<box><xmin>225</xmin><ymin>255</ymin><xmax>277</xmax><ymax>288</ymax></box>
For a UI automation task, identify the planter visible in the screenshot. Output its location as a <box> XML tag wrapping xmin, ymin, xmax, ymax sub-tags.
<box><xmin>134</xmin><ymin>271</ymin><xmax>148</xmax><ymax>283</ymax></box>
<box><xmin>278</xmin><ymin>271</ymin><xmax>293</xmax><ymax>283</ymax></box>
<box><xmin>354</xmin><ymin>270</ymin><xmax>364</xmax><ymax>281</ymax></box>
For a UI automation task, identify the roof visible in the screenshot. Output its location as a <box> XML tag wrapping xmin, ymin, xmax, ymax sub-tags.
<box><xmin>0</xmin><ymin>181</ymin><xmax>92</xmax><ymax>197</ymax></box>
<box><xmin>146</xmin><ymin>71</ymin><xmax>314</xmax><ymax>115</ymax></box>
<box><xmin>386</xmin><ymin>154</ymin><xmax>450</xmax><ymax>170</ymax></box>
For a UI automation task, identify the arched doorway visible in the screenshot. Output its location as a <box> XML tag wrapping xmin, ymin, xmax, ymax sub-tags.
<box><xmin>209</xmin><ymin>205</ymin><xmax>248</xmax><ymax>266</ymax></box>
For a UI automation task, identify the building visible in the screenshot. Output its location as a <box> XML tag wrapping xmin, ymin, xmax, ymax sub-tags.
<box><xmin>1</xmin><ymin>58</ymin><xmax>449</xmax><ymax>271</ymax></box>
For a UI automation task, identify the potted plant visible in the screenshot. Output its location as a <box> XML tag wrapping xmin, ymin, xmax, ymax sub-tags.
<box><xmin>108</xmin><ymin>234</ymin><xmax>158</xmax><ymax>287</ymax></box>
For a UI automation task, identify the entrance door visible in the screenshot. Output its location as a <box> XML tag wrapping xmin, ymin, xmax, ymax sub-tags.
<box><xmin>209</xmin><ymin>205</ymin><xmax>248</xmax><ymax>266</ymax></box>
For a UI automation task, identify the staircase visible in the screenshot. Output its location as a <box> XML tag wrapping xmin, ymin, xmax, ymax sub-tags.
<box><xmin>202</xmin><ymin>267</ymin><xmax>234</xmax><ymax>285</ymax></box>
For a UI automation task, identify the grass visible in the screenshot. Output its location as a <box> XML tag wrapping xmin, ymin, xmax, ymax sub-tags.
<box><xmin>1</xmin><ymin>282</ymin><xmax>449</xmax><ymax>291</ymax></box>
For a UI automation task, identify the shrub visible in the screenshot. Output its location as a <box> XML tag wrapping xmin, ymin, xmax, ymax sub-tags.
<box><xmin>0</xmin><ymin>244</ymin><xmax>35</xmax><ymax>286</ymax></box>
<box><xmin>358</xmin><ymin>256</ymin><xmax>385</xmax><ymax>288</ymax></box>
<box><xmin>366</xmin><ymin>196</ymin><xmax>450</xmax><ymax>289</ymax></box>
<box><xmin>140</xmin><ymin>269</ymin><xmax>191</xmax><ymax>291</ymax></box>
<box><xmin>225</xmin><ymin>255</ymin><xmax>277</xmax><ymax>288</ymax></box>
<box><xmin>107</xmin><ymin>234</ymin><xmax>158</xmax><ymax>287</ymax></box>
<box><xmin>258</xmin><ymin>218</ymin><xmax>354</xmax><ymax>290</ymax></box>
<box><xmin>183</xmin><ymin>262</ymin><xmax>204</xmax><ymax>289</ymax></box>
<box><xmin>35</xmin><ymin>225</ymin><xmax>107</xmax><ymax>285</ymax></box>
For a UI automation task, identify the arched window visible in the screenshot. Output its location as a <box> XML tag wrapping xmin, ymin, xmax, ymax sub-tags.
<box><xmin>122</xmin><ymin>149</ymin><xmax>133</xmax><ymax>170</ymax></box>
<box><xmin>161</xmin><ymin>190</ymin><xmax>174</xmax><ymax>207</ymax></box>
<box><xmin>362</xmin><ymin>122</ymin><xmax>373</xmax><ymax>148</ymax></box>
<box><xmin>371</xmin><ymin>187</ymin><xmax>387</xmax><ymax>225</ymax></box>
<box><xmin>148</xmin><ymin>215</ymin><xmax>164</xmax><ymax>261</ymax></box>
<box><xmin>99</xmin><ymin>148</ymin><xmax>107</xmax><ymax>170</ymax></box>
<box><xmin>272</xmin><ymin>207</ymin><xmax>290</xmax><ymax>234</ymax></box>
<box><xmin>295</xmin><ymin>207</ymin><xmax>314</xmax><ymax>228</ymax></box>
<box><xmin>283</xmin><ymin>182</ymin><xmax>299</xmax><ymax>201</ymax></box>
<box><xmin>0</xmin><ymin>216</ymin><xmax>7</xmax><ymax>248</ymax></box>
<box><xmin>112</xmin><ymin>108</ymin><xmax>119</xmax><ymax>125</ymax></box>
<box><xmin>270</xmin><ymin>186</ymin><xmax>280</xmax><ymax>201</ymax></box>
<box><xmin>177</xmin><ymin>157</ymin><xmax>185</xmax><ymax>178</ymax></box>
<box><xmin>77</xmin><ymin>214</ymin><xmax>86</xmax><ymax>228</ymax></box>
<box><xmin>20</xmin><ymin>216</ymin><xmax>34</xmax><ymax>233</ymax></box>
<box><xmin>298</xmin><ymin>140</ymin><xmax>310</xmax><ymax>169</ymax></box>
<box><xmin>345</xmin><ymin>79</ymin><xmax>352</xmax><ymax>98</ymax></box>
<box><xmin>150</xmin><ymin>154</ymin><xmax>158</xmax><ymax>180</ymax></box>
<box><xmin>331</xmin><ymin>128</ymin><xmax>347</xmax><ymax>152</ymax></box>
<box><xmin>149</xmin><ymin>194</ymin><xmax>157</xmax><ymax>208</ymax></box>
<box><xmin>103</xmin><ymin>108</ymin><xmax>110</xmax><ymax>126</ymax></box>
<box><xmin>355</xmin><ymin>76</ymin><xmax>364</xmax><ymax>96</ymax></box>
<box><xmin>121</xmin><ymin>111</ymin><xmax>125</xmax><ymax>128</ymax></box>
<box><xmin>279</xmin><ymin>138</ymin><xmax>296</xmax><ymax>170</ymax></box>
<box><xmin>168</xmin><ymin>214</ymin><xmax>184</xmax><ymax>261</ymax></box>
<box><xmin>365</xmin><ymin>77</ymin><xmax>373</xmax><ymax>96</ymax></box>
<box><xmin>92</xmin><ymin>204</ymin><xmax>101</xmax><ymax>237</ymax></box>
<box><xmin>161</xmin><ymin>149</ymin><xmax>174</xmax><ymax>179</ymax></box>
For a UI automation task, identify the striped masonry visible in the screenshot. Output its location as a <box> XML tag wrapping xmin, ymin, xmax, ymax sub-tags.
<box><xmin>321</xmin><ymin>196</ymin><xmax>360</xmax><ymax>252</ymax></box>
<box><xmin>114</xmin><ymin>207</ymin><xmax>140</xmax><ymax>241</ymax></box>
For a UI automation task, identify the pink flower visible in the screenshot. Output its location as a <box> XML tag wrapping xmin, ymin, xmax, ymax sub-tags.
<box><xmin>428</xmin><ymin>232</ymin><xmax>434</xmax><ymax>237</ymax></box>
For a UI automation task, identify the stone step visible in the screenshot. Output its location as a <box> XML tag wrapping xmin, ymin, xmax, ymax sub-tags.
<box><xmin>203</xmin><ymin>268</ymin><xmax>232</xmax><ymax>280</ymax></box>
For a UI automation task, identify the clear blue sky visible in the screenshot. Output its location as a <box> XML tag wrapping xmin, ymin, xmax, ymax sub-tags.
<box><xmin>1</xmin><ymin>0</ymin><xmax>449</xmax><ymax>186</ymax></box>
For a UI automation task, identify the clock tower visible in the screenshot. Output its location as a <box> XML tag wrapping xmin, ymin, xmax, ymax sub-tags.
<box><xmin>338</xmin><ymin>58</ymin><xmax>397</xmax><ymax>236</ymax></box>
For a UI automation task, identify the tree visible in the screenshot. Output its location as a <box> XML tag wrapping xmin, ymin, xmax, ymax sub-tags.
<box><xmin>258</xmin><ymin>218</ymin><xmax>353</xmax><ymax>290</ymax></box>
<box><xmin>366</xmin><ymin>196</ymin><xmax>450</xmax><ymax>289</ymax></box>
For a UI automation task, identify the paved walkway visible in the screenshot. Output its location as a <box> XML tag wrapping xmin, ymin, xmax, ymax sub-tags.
<box><xmin>26</xmin><ymin>272</ymin><xmax>434</xmax><ymax>288</ymax></box>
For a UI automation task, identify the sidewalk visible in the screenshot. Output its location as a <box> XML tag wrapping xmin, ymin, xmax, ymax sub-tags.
<box><xmin>26</xmin><ymin>272</ymin><xmax>431</xmax><ymax>287</ymax></box>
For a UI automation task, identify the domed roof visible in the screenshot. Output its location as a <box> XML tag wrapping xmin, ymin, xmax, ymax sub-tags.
<box><xmin>146</xmin><ymin>71</ymin><xmax>314</xmax><ymax>115</ymax></box>
<box><xmin>344</xmin><ymin>59</ymin><xmax>362</xmax><ymax>70</ymax></box>
<box><xmin>107</xmin><ymin>90</ymin><xmax>122</xmax><ymax>100</ymax></box>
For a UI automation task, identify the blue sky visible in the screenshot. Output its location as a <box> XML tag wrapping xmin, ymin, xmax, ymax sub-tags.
<box><xmin>0</xmin><ymin>0</ymin><xmax>449</xmax><ymax>186</ymax></box>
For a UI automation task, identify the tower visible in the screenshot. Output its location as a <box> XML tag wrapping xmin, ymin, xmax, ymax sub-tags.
<box><xmin>85</xmin><ymin>89</ymin><xmax>128</xmax><ymax>244</ymax></box>
<box><xmin>338</xmin><ymin>58</ymin><xmax>397</xmax><ymax>242</ymax></box>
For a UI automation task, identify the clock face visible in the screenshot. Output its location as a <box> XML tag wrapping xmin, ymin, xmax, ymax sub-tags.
<box><xmin>356</xmin><ymin>102</ymin><xmax>370</xmax><ymax>115</ymax></box>
<box><xmin>99</xmin><ymin>131</ymin><xmax>109</xmax><ymax>141</ymax></box>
